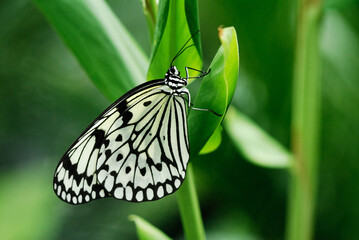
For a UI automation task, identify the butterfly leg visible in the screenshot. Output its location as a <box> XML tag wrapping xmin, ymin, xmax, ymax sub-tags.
<box><xmin>178</xmin><ymin>92</ymin><xmax>222</xmax><ymax>117</ymax></box>
<box><xmin>179</xmin><ymin>68</ymin><xmax>221</xmax><ymax>116</ymax></box>
<box><xmin>185</xmin><ymin>67</ymin><xmax>211</xmax><ymax>80</ymax></box>
<box><xmin>176</xmin><ymin>88</ymin><xmax>192</xmax><ymax>108</ymax></box>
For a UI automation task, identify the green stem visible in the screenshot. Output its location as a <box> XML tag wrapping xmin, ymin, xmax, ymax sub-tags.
<box><xmin>176</xmin><ymin>164</ymin><xmax>206</xmax><ymax>240</ymax></box>
<box><xmin>286</xmin><ymin>1</ymin><xmax>322</xmax><ymax>240</ymax></box>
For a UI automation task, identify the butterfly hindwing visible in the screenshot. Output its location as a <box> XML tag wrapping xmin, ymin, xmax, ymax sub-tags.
<box><xmin>53</xmin><ymin>80</ymin><xmax>190</xmax><ymax>204</ymax></box>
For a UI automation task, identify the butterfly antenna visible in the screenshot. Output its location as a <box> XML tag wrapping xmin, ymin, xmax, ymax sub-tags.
<box><xmin>175</xmin><ymin>44</ymin><xmax>195</xmax><ymax>59</ymax></box>
<box><xmin>170</xmin><ymin>30</ymin><xmax>201</xmax><ymax>67</ymax></box>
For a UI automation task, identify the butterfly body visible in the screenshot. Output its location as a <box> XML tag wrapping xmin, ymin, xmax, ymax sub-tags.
<box><xmin>54</xmin><ymin>66</ymin><xmax>194</xmax><ymax>204</ymax></box>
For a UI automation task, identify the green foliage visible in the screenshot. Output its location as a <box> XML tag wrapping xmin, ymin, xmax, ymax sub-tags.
<box><xmin>147</xmin><ymin>0</ymin><xmax>202</xmax><ymax>81</ymax></box>
<box><xmin>129</xmin><ymin>215</ymin><xmax>172</xmax><ymax>240</ymax></box>
<box><xmin>1</xmin><ymin>0</ymin><xmax>359</xmax><ymax>239</ymax></box>
<box><xmin>189</xmin><ymin>27</ymin><xmax>239</xmax><ymax>156</ymax></box>
<box><xmin>199</xmin><ymin>125</ymin><xmax>222</xmax><ymax>155</ymax></box>
<box><xmin>140</xmin><ymin>0</ymin><xmax>158</xmax><ymax>40</ymax></box>
<box><xmin>33</xmin><ymin>1</ymin><xmax>239</xmax><ymax>240</ymax></box>
<box><xmin>33</xmin><ymin>0</ymin><xmax>147</xmax><ymax>101</ymax></box>
<box><xmin>224</xmin><ymin>107</ymin><xmax>292</xmax><ymax>168</ymax></box>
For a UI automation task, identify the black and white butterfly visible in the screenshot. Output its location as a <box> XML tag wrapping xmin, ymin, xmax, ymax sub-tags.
<box><xmin>53</xmin><ymin>33</ymin><xmax>218</xmax><ymax>204</ymax></box>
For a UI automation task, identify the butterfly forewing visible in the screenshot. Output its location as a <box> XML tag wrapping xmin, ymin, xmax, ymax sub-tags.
<box><xmin>53</xmin><ymin>80</ymin><xmax>190</xmax><ymax>204</ymax></box>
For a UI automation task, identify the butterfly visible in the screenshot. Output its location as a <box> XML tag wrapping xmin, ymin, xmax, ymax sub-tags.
<box><xmin>53</xmin><ymin>32</ymin><xmax>219</xmax><ymax>204</ymax></box>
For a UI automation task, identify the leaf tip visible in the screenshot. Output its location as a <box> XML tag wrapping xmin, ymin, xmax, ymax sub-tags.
<box><xmin>218</xmin><ymin>25</ymin><xmax>224</xmax><ymax>38</ymax></box>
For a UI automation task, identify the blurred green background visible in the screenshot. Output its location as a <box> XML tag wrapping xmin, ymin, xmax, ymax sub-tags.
<box><xmin>1</xmin><ymin>0</ymin><xmax>359</xmax><ymax>239</ymax></box>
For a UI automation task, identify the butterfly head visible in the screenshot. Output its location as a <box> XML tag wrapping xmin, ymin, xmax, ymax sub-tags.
<box><xmin>165</xmin><ymin>66</ymin><xmax>187</xmax><ymax>89</ymax></box>
<box><xmin>166</xmin><ymin>66</ymin><xmax>180</xmax><ymax>77</ymax></box>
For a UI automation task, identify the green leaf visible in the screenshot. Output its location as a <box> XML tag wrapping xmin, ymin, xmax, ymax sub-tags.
<box><xmin>188</xmin><ymin>26</ymin><xmax>239</xmax><ymax>157</ymax></box>
<box><xmin>199</xmin><ymin>125</ymin><xmax>223</xmax><ymax>155</ymax></box>
<box><xmin>224</xmin><ymin>107</ymin><xmax>292</xmax><ymax>168</ymax></box>
<box><xmin>139</xmin><ymin>0</ymin><xmax>158</xmax><ymax>41</ymax></box>
<box><xmin>33</xmin><ymin>0</ymin><xmax>148</xmax><ymax>101</ymax></box>
<box><xmin>184</xmin><ymin>0</ymin><xmax>202</xmax><ymax>56</ymax></box>
<box><xmin>147</xmin><ymin>0</ymin><xmax>202</xmax><ymax>81</ymax></box>
<box><xmin>129</xmin><ymin>215</ymin><xmax>172</xmax><ymax>240</ymax></box>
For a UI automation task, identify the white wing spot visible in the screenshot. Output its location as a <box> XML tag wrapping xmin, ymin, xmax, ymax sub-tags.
<box><xmin>125</xmin><ymin>187</ymin><xmax>133</xmax><ymax>201</ymax></box>
<box><xmin>57</xmin><ymin>186</ymin><xmax>62</xmax><ymax>196</ymax></box>
<box><xmin>99</xmin><ymin>189</ymin><xmax>105</xmax><ymax>198</ymax></box>
<box><xmin>98</xmin><ymin>169</ymin><xmax>107</xmax><ymax>183</ymax></box>
<box><xmin>175</xmin><ymin>179</ymin><xmax>181</xmax><ymax>188</ymax></box>
<box><xmin>166</xmin><ymin>184</ymin><xmax>173</xmax><ymax>194</ymax></box>
<box><xmin>72</xmin><ymin>197</ymin><xmax>78</xmax><ymax>204</ymax></box>
<box><xmin>114</xmin><ymin>187</ymin><xmax>124</xmax><ymax>199</ymax></box>
<box><xmin>180</xmin><ymin>170</ymin><xmax>185</xmax><ymax>179</ymax></box>
<box><xmin>85</xmin><ymin>195</ymin><xmax>90</xmax><ymax>202</ymax></box>
<box><xmin>136</xmin><ymin>191</ymin><xmax>144</xmax><ymax>202</ymax></box>
<box><xmin>104</xmin><ymin>175</ymin><xmax>114</xmax><ymax>191</ymax></box>
<box><xmin>157</xmin><ymin>186</ymin><xmax>164</xmax><ymax>198</ymax></box>
<box><xmin>146</xmin><ymin>188</ymin><xmax>154</xmax><ymax>200</ymax></box>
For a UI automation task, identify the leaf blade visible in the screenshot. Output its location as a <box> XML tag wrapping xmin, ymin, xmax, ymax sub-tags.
<box><xmin>224</xmin><ymin>107</ymin><xmax>293</xmax><ymax>168</ymax></box>
<box><xmin>147</xmin><ymin>0</ymin><xmax>202</xmax><ymax>81</ymax></box>
<box><xmin>199</xmin><ymin>125</ymin><xmax>223</xmax><ymax>155</ymax></box>
<box><xmin>188</xmin><ymin>26</ymin><xmax>239</xmax><ymax>157</ymax></box>
<box><xmin>129</xmin><ymin>215</ymin><xmax>172</xmax><ymax>240</ymax></box>
<box><xmin>33</xmin><ymin>0</ymin><xmax>148</xmax><ymax>101</ymax></box>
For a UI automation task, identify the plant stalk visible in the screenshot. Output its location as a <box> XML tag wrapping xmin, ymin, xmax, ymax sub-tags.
<box><xmin>176</xmin><ymin>164</ymin><xmax>206</xmax><ymax>240</ymax></box>
<box><xmin>286</xmin><ymin>0</ymin><xmax>322</xmax><ymax>240</ymax></box>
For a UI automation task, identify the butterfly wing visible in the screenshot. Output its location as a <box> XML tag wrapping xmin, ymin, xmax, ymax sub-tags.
<box><xmin>53</xmin><ymin>80</ymin><xmax>190</xmax><ymax>204</ymax></box>
<box><xmin>96</xmin><ymin>92</ymin><xmax>189</xmax><ymax>202</ymax></box>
